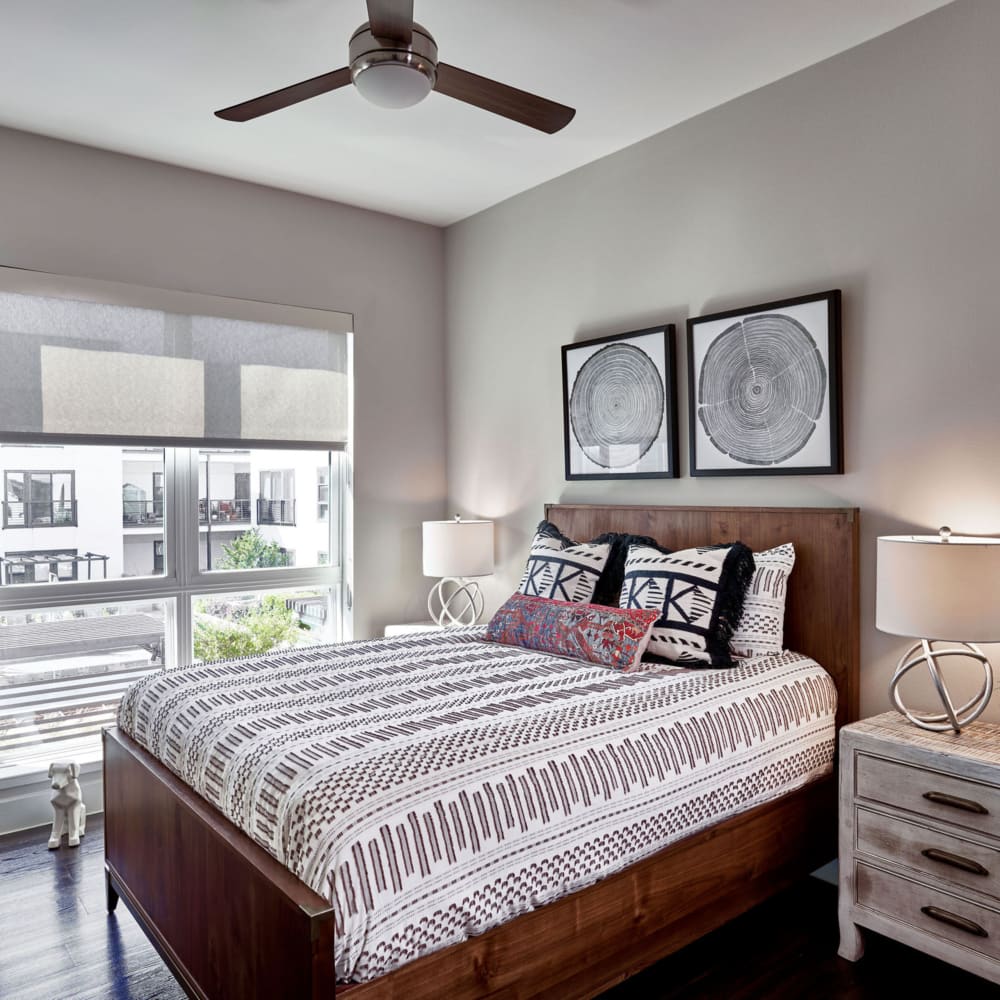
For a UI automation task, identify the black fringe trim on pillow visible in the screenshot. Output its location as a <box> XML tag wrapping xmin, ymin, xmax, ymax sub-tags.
<box><xmin>705</xmin><ymin>542</ymin><xmax>756</xmax><ymax>668</ymax></box>
<box><xmin>589</xmin><ymin>532</ymin><xmax>662</xmax><ymax>606</ymax></box>
<box><xmin>534</xmin><ymin>519</ymin><xmax>573</xmax><ymax>545</ymax></box>
<box><xmin>533</xmin><ymin>521</ymin><xmax>661</xmax><ymax>607</ymax></box>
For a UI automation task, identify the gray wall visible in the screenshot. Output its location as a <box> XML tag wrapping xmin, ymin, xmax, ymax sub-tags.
<box><xmin>0</xmin><ymin>125</ymin><xmax>446</xmax><ymax>638</ymax></box>
<box><xmin>445</xmin><ymin>0</ymin><xmax>1000</xmax><ymax>721</ymax></box>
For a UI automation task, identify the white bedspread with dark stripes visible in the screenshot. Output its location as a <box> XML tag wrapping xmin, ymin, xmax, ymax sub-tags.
<box><xmin>117</xmin><ymin>628</ymin><xmax>836</xmax><ymax>983</ymax></box>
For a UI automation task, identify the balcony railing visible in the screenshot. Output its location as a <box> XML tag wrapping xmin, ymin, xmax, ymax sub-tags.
<box><xmin>0</xmin><ymin>612</ymin><xmax>165</xmax><ymax>777</ymax></box>
<box><xmin>199</xmin><ymin>498</ymin><xmax>252</xmax><ymax>525</ymax></box>
<box><xmin>122</xmin><ymin>500</ymin><xmax>164</xmax><ymax>526</ymax></box>
<box><xmin>257</xmin><ymin>499</ymin><xmax>296</xmax><ymax>526</ymax></box>
<box><xmin>2</xmin><ymin>500</ymin><xmax>78</xmax><ymax>529</ymax></box>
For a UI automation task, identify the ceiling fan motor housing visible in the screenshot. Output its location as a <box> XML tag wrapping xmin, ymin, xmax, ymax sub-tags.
<box><xmin>349</xmin><ymin>21</ymin><xmax>438</xmax><ymax>108</ymax></box>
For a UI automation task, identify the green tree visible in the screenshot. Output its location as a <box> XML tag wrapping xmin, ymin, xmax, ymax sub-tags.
<box><xmin>217</xmin><ymin>529</ymin><xmax>290</xmax><ymax>569</ymax></box>
<box><xmin>194</xmin><ymin>595</ymin><xmax>301</xmax><ymax>661</ymax></box>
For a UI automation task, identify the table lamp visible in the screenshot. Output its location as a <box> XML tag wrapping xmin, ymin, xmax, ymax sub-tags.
<box><xmin>423</xmin><ymin>515</ymin><xmax>494</xmax><ymax>626</ymax></box>
<box><xmin>876</xmin><ymin>528</ymin><xmax>1000</xmax><ymax>733</ymax></box>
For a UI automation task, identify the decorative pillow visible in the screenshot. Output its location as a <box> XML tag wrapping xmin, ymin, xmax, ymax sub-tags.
<box><xmin>485</xmin><ymin>593</ymin><xmax>660</xmax><ymax>672</ymax></box>
<box><xmin>730</xmin><ymin>543</ymin><xmax>796</xmax><ymax>658</ymax></box>
<box><xmin>530</xmin><ymin>520</ymin><xmax>658</xmax><ymax>606</ymax></box>
<box><xmin>518</xmin><ymin>523</ymin><xmax>611</xmax><ymax>603</ymax></box>
<box><xmin>620</xmin><ymin>542</ymin><xmax>755</xmax><ymax>667</ymax></box>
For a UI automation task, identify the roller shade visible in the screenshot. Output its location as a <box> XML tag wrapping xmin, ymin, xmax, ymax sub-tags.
<box><xmin>0</xmin><ymin>267</ymin><xmax>352</xmax><ymax>449</ymax></box>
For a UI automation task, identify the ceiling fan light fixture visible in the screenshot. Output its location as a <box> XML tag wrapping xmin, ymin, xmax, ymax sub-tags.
<box><xmin>215</xmin><ymin>4</ymin><xmax>576</xmax><ymax>133</ymax></box>
<box><xmin>353</xmin><ymin>58</ymin><xmax>435</xmax><ymax>108</ymax></box>
<box><xmin>349</xmin><ymin>21</ymin><xmax>438</xmax><ymax>109</ymax></box>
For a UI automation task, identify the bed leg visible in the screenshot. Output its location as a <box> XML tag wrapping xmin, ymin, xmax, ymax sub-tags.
<box><xmin>106</xmin><ymin>868</ymin><xmax>120</xmax><ymax>913</ymax></box>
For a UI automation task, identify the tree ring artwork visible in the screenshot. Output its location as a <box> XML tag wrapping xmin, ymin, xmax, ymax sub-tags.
<box><xmin>697</xmin><ymin>313</ymin><xmax>828</xmax><ymax>467</ymax></box>
<box><xmin>688</xmin><ymin>291</ymin><xmax>842</xmax><ymax>476</ymax></box>
<box><xmin>569</xmin><ymin>343</ymin><xmax>664</xmax><ymax>469</ymax></box>
<box><xmin>562</xmin><ymin>326</ymin><xmax>676</xmax><ymax>480</ymax></box>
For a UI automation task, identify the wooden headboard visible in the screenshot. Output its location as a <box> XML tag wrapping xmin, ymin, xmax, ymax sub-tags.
<box><xmin>545</xmin><ymin>503</ymin><xmax>860</xmax><ymax>730</ymax></box>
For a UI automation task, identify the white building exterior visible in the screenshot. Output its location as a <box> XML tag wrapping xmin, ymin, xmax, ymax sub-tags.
<box><xmin>2</xmin><ymin>444</ymin><xmax>333</xmax><ymax>585</ymax></box>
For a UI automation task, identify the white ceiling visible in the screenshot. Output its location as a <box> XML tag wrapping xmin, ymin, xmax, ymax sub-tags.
<box><xmin>0</xmin><ymin>0</ymin><xmax>952</xmax><ymax>226</ymax></box>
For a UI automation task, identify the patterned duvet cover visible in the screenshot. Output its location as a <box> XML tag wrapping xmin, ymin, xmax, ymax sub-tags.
<box><xmin>117</xmin><ymin>627</ymin><xmax>836</xmax><ymax>982</ymax></box>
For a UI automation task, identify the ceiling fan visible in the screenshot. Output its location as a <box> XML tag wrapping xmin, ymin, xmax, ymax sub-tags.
<box><xmin>215</xmin><ymin>0</ymin><xmax>576</xmax><ymax>134</ymax></box>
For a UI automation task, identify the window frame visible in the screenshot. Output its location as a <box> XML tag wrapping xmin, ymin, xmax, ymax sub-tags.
<box><xmin>3</xmin><ymin>469</ymin><xmax>78</xmax><ymax>528</ymax></box>
<box><xmin>0</xmin><ymin>446</ymin><xmax>352</xmax><ymax>667</ymax></box>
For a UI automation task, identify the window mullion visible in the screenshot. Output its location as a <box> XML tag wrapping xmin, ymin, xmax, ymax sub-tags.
<box><xmin>166</xmin><ymin>446</ymin><xmax>196</xmax><ymax>665</ymax></box>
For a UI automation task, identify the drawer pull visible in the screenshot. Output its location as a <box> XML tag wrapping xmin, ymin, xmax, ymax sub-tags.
<box><xmin>923</xmin><ymin>791</ymin><xmax>989</xmax><ymax>815</ymax></box>
<box><xmin>920</xmin><ymin>905</ymin><xmax>989</xmax><ymax>938</ymax></box>
<box><xmin>921</xmin><ymin>848</ymin><xmax>989</xmax><ymax>877</ymax></box>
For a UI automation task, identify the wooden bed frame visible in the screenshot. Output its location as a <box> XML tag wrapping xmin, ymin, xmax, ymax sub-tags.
<box><xmin>103</xmin><ymin>503</ymin><xmax>859</xmax><ymax>1000</ymax></box>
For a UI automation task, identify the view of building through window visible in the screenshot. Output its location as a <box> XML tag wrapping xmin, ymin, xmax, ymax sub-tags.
<box><xmin>198</xmin><ymin>449</ymin><xmax>335</xmax><ymax>572</ymax></box>
<box><xmin>0</xmin><ymin>443</ymin><xmax>347</xmax><ymax>779</ymax></box>
<box><xmin>0</xmin><ymin>597</ymin><xmax>170</xmax><ymax>777</ymax></box>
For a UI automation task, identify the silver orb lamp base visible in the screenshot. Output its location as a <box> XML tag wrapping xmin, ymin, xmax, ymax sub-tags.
<box><xmin>427</xmin><ymin>577</ymin><xmax>485</xmax><ymax>627</ymax></box>
<box><xmin>889</xmin><ymin>639</ymin><xmax>994</xmax><ymax>734</ymax></box>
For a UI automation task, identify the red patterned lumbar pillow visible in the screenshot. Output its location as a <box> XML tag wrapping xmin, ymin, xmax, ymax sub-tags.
<box><xmin>485</xmin><ymin>593</ymin><xmax>660</xmax><ymax>672</ymax></box>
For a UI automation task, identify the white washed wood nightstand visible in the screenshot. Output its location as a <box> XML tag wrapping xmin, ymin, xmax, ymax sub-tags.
<box><xmin>839</xmin><ymin>712</ymin><xmax>1000</xmax><ymax>985</ymax></box>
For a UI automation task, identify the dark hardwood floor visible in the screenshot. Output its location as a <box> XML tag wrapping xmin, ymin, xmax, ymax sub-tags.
<box><xmin>1</xmin><ymin>815</ymin><xmax>996</xmax><ymax>999</ymax></box>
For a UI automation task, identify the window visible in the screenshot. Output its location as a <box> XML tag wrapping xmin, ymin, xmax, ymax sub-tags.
<box><xmin>152</xmin><ymin>471</ymin><xmax>164</xmax><ymax>521</ymax></box>
<box><xmin>192</xmin><ymin>587</ymin><xmax>336</xmax><ymax>663</ymax></box>
<box><xmin>258</xmin><ymin>469</ymin><xmax>295</xmax><ymax>526</ymax></box>
<box><xmin>0</xmin><ymin>598</ymin><xmax>170</xmax><ymax>776</ymax></box>
<box><xmin>122</xmin><ymin>450</ymin><xmax>166</xmax><ymax>530</ymax></box>
<box><xmin>199</xmin><ymin>450</ymin><xmax>333</xmax><ymax>572</ymax></box>
<box><xmin>1</xmin><ymin>444</ymin><xmax>349</xmax><ymax>780</ymax></box>
<box><xmin>0</xmin><ymin>270</ymin><xmax>352</xmax><ymax>780</ymax></box>
<box><xmin>4</xmin><ymin>470</ymin><xmax>76</xmax><ymax>528</ymax></box>
<box><xmin>318</xmin><ymin>468</ymin><xmax>330</xmax><ymax>521</ymax></box>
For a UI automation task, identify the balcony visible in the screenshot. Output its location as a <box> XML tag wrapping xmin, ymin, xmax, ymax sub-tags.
<box><xmin>199</xmin><ymin>498</ymin><xmax>251</xmax><ymax>525</ymax></box>
<box><xmin>122</xmin><ymin>500</ymin><xmax>164</xmax><ymax>526</ymax></box>
<box><xmin>257</xmin><ymin>499</ymin><xmax>296</xmax><ymax>526</ymax></box>
<box><xmin>2</xmin><ymin>500</ymin><xmax>78</xmax><ymax>529</ymax></box>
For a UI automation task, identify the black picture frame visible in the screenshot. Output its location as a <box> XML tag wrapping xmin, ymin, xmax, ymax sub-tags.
<box><xmin>562</xmin><ymin>324</ymin><xmax>678</xmax><ymax>481</ymax></box>
<box><xmin>686</xmin><ymin>289</ymin><xmax>842</xmax><ymax>477</ymax></box>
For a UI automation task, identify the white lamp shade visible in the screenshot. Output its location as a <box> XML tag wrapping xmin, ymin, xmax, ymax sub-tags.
<box><xmin>876</xmin><ymin>534</ymin><xmax>1000</xmax><ymax>642</ymax></box>
<box><xmin>422</xmin><ymin>519</ymin><xmax>494</xmax><ymax>579</ymax></box>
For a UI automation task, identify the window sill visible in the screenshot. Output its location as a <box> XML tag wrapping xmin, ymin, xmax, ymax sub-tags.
<box><xmin>0</xmin><ymin>753</ymin><xmax>103</xmax><ymax>792</ymax></box>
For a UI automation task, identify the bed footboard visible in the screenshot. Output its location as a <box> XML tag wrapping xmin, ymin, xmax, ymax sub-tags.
<box><xmin>102</xmin><ymin>726</ymin><xmax>337</xmax><ymax>1000</ymax></box>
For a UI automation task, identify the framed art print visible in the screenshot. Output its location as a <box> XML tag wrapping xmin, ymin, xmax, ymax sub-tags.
<box><xmin>562</xmin><ymin>324</ymin><xmax>678</xmax><ymax>480</ymax></box>
<box><xmin>687</xmin><ymin>290</ymin><xmax>842</xmax><ymax>477</ymax></box>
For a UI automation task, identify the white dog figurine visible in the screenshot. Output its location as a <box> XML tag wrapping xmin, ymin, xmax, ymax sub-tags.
<box><xmin>48</xmin><ymin>762</ymin><xmax>86</xmax><ymax>849</ymax></box>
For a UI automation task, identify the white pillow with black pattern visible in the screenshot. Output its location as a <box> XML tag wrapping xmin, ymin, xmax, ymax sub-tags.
<box><xmin>620</xmin><ymin>542</ymin><xmax>755</xmax><ymax>667</ymax></box>
<box><xmin>730</xmin><ymin>543</ymin><xmax>795</xmax><ymax>658</ymax></box>
<box><xmin>517</xmin><ymin>528</ymin><xmax>610</xmax><ymax>604</ymax></box>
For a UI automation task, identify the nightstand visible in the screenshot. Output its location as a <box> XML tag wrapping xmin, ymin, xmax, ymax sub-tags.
<box><xmin>839</xmin><ymin>712</ymin><xmax>1000</xmax><ymax>985</ymax></box>
<box><xmin>382</xmin><ymin>621</ymin><xmax>445</xmax><ymax>637</ymax></box>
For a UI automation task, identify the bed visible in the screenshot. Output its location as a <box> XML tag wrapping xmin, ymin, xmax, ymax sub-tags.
<box><xmin>103</xmin><ymin>503</ymin><xmax>859</xmax><ymax>1000</ymax></box>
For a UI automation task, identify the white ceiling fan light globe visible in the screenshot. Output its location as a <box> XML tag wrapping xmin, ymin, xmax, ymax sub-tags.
<box><xmin>348</xmin><ymin>22</ymin><xmax>439</xmax><ymax>111</ymax></box>
<box><xmin>353</xmin><ymin>61</ymin><xmax>434</xmax><ymax>109</ymax></box>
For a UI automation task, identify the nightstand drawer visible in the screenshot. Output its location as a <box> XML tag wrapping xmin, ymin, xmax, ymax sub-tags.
<box><xmin>857</xmin><ymin>807</ymin><xmax>1000</xmax><ymax>899</ymax></box>
<box><xmin>857</xmin><ymin>862</ymin><xmax>1000</xmax><ymax>961</ymax></box>
<box><xmin>856</xmin><ymin>752</ymin><xmax>1000</xmax><ymax>837</ymax></box>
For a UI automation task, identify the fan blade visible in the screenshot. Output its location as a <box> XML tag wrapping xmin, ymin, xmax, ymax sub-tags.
<box><xmin>366</xmin><ymin>0</ymin><xmax>413</xmax><ymax>44</ymax></box>
<box><xmin>434</xmin><ymin>63</ymin><xmax>575</xmax><ymax>134</ymax></box>
<box><xmin>215</xmin><ymin>67</ymin><xmax>352</xmax><ymax>122</ymax></box>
